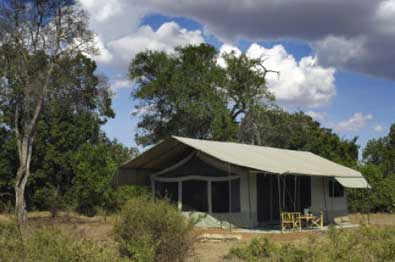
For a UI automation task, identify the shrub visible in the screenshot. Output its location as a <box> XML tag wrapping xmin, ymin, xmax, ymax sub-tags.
<box><xmin>225</xmin><ymin>226</ymin><xmax>395</xmax><ymax>262</ymax></box>
<box><xmin>114</xmin><ymin>197</ymin><xmax>194</xmax><ymax>262</ymax></box>
<box><xmin>102</xmin><ymin>185</ymin><xmax>150</xmax><ymax>215</ymax></box>
<box><xmin>0</xmin><ymin>221</ymin><xmax>123</xmax><ymax>262</ymax></box>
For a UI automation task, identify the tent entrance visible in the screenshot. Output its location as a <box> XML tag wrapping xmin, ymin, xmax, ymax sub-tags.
<box><xmin>257</xmin><ymin>174</ymin><xmax>311</xmax><ymax>224</ymax></box>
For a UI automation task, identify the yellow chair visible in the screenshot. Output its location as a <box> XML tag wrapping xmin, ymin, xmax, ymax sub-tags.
<box><xmin>281</xmin><ymin>212</ymin><xmax>302</xmax><ymax>232</ymax></box>
<box><xmin>310</xmin><ymin>211</ymin><xmax>324</xmax><ymax>230</ymax></box>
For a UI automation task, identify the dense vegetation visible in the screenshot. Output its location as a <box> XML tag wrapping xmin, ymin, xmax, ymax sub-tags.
<box><xmin>226</xmin><ymin>226</ymin><xmax>395</xmax><ymax>262</ymax></box>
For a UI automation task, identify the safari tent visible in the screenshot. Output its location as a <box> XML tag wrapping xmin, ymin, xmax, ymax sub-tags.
<box><xmin>114</xmin><ymin>136</ymin><xmax>369</xmax><ymax>228</ymax></box>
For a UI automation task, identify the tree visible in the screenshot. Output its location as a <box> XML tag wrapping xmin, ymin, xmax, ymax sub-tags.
<box><xmin>70</xmin><ymin>137</ymin><xmax>136</xmax><ymax>216</ymax></box>
<box><xmin>26</xmin><ymin>55</ymin><xmax>115</xmax><ymax>212</ymax></box>
<box><xmin>239</xmin><ymin>107</ymin><xmax>359</xmax><ymax>167</ymax></box>
<box><xmin>129</xmin><ymin>44</ymin><xmax>274</xmax><ymax>146</ymax></box>
<box><xmin>0</xmin><ymin>0</ymin><xmax>95</xmax><ymax>222</ymax></box>
<box><xmin>363</xmin><ymin>123</ymin><xmax>395</xmax><ymax>176</ymax></box>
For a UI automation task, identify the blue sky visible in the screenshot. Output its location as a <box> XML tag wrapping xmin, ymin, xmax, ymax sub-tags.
<box><xmin>82</xmin><ymin>1</ymin><xmax>395</xmax><ymax>154</ymax></box>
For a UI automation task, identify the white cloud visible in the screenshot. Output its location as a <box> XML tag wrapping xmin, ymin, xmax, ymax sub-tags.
<box><xmin>107</xmin><ymin>22</ymin><xmax>203</xmax><ymax>69</ymax></box>
<box><xmin>374</xmin><ymin>125</ymin><xmax>384</xmax><ymax>132</ymax></box>
<box><xmin>218</xmin><ymin>43</ymin><xmax>336</xmax><ymax>108</ymax></box>
<box><xmin>111</xmin><ymin>78</ymin><xmax>132</xmax><ymax>91</ymax></box>
<box><xmin>306</xmin><ymin>111</ymin><xmax>327</xmax><ymax>121</ymax></box>
<box><xmin>336</xmin><ymin>113</ymin><xmax>373</xmax><ymax>132</ymax></box>
<box><xmin>217</xmin><ymin>44</ymin><xmax>242</xmax><ymax>67</ymax></box>
<box><xmin>248</xmin><ymin>43</ymin><xmax>336</xmax><ymax>108</ymax></box>
<box><xmin>78</xmin><ymin>0</ymin><xmax>395</xmax><ymax>80</ymax></box>
<box><xmin>79</xmin><ymin>0</ymin><xmax>123</xmax><ymax>22</ymax></box>
<box><xmin>375</xmin><ymin>0</ymin><xmax>395</xmax><ymax>34</ymax></box>
<box><xmin>136</xmin><ymin>0</ymin><xmax>395</xmax><ymax>80</ymax></box>
<box><xmin>90</xmin><ymin>35</ymin><xmax>113</xmax><ymax>63</ymax></box>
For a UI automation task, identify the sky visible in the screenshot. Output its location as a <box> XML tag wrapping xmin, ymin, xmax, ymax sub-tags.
<box><xmin>78</xmin><ymin>0</ymin><xmax>395</xmax><ymax>154</ymax></box>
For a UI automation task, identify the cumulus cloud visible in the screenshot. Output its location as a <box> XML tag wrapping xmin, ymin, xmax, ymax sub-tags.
<box><xmin>219</xmin><ymin>43</ymin><xmax>336</xmax><ymax>108</ymax></box>
<box><xmin>107</xmin><ymin>22</ymin><xmax>204</xmax><ymax>69</ymax></box>
<box><xmin>374</xmin><ymin>125</ymin><xmax>384</xmax><ymax>132</ymax></box>
<box><xmin>90</xmin><ymin>35</ymin><xmax>113</xmax><ymax>64</ymax></box>
<box><xmin>139</xmin><ymin>0</ymin><xmax>395</xmax><ymax>80</ymax></box>
<box><xmin>78</xmin><ymin>0</ymin><xmax>395</xmax><ymax>79</ymax></box>
<box><xmin>111</xmin><ymin>78</ymin><xmax>132</xmax><ymax>91</ymax></box>
<box><xmin>306</xmin><ymin>111</ymin><xmax>327</xmax><ymax>121</ymax></box>
<box><xmin>336</xmin><ymin>113</ymin><xmax>373</xmax><ymax>132</ymax></box>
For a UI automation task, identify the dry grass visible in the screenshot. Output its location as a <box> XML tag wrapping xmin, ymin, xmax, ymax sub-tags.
<box><xmin>0</xmin><ymin>211</ymin><xmax>115</xmax><ymax>246</ymax></box>
<box><xmin>2</xmin><ymin>212</ymin><xmax>395</xmax><ymax>262</ymax></box>
<box><xmin>349</xmin><ymin>212</ymin><xmax>395</xmax><ymax>226</ymax></box>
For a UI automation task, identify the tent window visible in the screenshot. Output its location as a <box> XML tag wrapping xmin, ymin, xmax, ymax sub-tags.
<box><xmin>211</xmin><ymin>179</ymin><xmax>240</xmax><ymax>213</ymax></box>
<box><xmin>182</xmin><ymin>180</ymin><xmax>208</xmax><ymax>212</ymax></box>
<box><xmin>212</xmin><ymin>181</ymin><xmax>229</xmax><ymax>213</ymax></box>
<box><xmin>329</xmin><ymin>179</ymin><xmax>344</xmax><ymax>197</ymax></box>
<box><xmin>155</xmin><ymin>181</ymin><xmax>178</xmax><ymax>204</ymax></box>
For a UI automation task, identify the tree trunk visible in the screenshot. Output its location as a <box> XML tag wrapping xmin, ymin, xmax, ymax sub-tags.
<box><xmin>15</xmin><ymin>178</ymin><xmax>27</xmax><ymax>223</ymax></box>
<box><xmin>14</xmin><ymin>136</ymin><xmax>33</xmax><ymax>223</ymax></box>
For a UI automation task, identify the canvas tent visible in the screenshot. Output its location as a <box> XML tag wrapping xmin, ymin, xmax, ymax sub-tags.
<box><xmin>115</xmin><ymin>136</ymin><xmax>369</xmax><ymax>228</ymax></box>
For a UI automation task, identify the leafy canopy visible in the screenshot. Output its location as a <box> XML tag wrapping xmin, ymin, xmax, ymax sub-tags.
<box><xmin>129</xmin><ymin>44</ymin><xmax>274</xmax><ymax>146</ymax></box>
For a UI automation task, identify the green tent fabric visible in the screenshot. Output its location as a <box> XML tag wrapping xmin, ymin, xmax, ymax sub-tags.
<box><xmin>122</xmin><ymin>136</ymin><xmax>370</xmax><ymax>188</ymax></box>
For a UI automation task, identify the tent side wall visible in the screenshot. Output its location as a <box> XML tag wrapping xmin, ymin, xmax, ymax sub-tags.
<box><xmin>311</xmin><ymin>176</ymin><xmax>348</xmax><ymax>222</ymax></box>
<box><xmin>113</xmin><ymin>168</ymin><xmax>152</xmax><ymax>187</ymax></box>
<box><xmin>187</xmin><ymin>172</ymin><xmax>257</xmax><ymax>228</ymax></box>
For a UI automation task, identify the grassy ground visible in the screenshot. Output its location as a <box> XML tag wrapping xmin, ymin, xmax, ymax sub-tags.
<box><xmin>1</xmin><ymin>212</ymin><xmax>395</xmax><ymax>262</ymax></box>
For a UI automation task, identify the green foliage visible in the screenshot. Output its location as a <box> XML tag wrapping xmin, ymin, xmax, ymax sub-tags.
<box><xmin>239</xmin><ymin>108</ymin><xmax>359</xmax><ymax>167</ymax></box>
<box><xmin>102</xmin><ymin>185</ymin><xmax>150</xmax><ymax>214</ymax></box>
<box><xmin>363</xmin><ymin>123</ymin><xmax>395</xmax><ymax>176</ymax></box>
<box><xmin>114</xmin><ymin>197</ymin><xmax>194</xmax><ymax>262</ymax></box>
<box><xmin>0</xmin><ymin>126</ymin><xmax>16</xmax><ymax>211</ymax></box>
<box><xmin>0</xmin><ymin>52</ymin><xmax>138</xmax><ymax>214</ymax></box>
<box><xmin>129</xmin><ymin>43</ymin><xmax>273</xmax><ymax>146</ymax></box>
<box><xmin>348</xmin><ymin>164</ymin><xmax>395</xmax><ymax>212</ymax></box>
<box><xmin>348</xmin><ymin>124</ymin><xmax>395</xmax><ymax>213</ymax></box>
<box><xmin>0</xmin><ymin>222</ymin><xmax>123</xmax><ymax>262</ymax></box>
<box><xmin>70</xmin><ymin>139</ymin><xmax>134</xmax><ymax>216</ymax></box>
<box><xmin>225</xmin><ymin>226</ymin><xmax>395</xmax><ymax>262</ymax></box>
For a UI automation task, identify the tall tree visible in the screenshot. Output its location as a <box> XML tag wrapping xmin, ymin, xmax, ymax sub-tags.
<box><xmin>363</xmin><ymin>123</ymin><xmax>395</xmax><ymax>176</ymax></box>
<box><xmin>0</xmin><ymin>0</ymin><xmax>95</xmax><ymax>222</ymax></box>
<box><xmin>239</xmin><ymin>107</ymin><xmax>359</xmax><ymax>167</ymax></box>
<box><xmin>129</xmin><ymin>44</ymin><xmax>274</xmax><ymax>146</ymax></box>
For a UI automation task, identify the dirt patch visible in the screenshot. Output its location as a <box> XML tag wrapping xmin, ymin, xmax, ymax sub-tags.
<box><xmin>193</xmin><ymin>227</ymin><xmax>324</xmax><ymax>242</ymax></box>
<box><xmin>187</xmin><ymin>241</ymin><xmax>237</xmax><ymax>262</ymax></box>
<box><xmin>349</xmin><ymin>213</ymin><xmax>395</xmax><ymax>226</ymax></box>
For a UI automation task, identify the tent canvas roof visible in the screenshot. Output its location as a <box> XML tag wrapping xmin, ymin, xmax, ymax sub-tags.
<box><xmin>121</xmin><ymin>136</ymin><xmax>369</xmax><ymax>188</ymax></box>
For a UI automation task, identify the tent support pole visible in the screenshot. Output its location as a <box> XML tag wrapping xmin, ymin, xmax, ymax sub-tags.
<box><xmin>277</xmin><ymin>175</ymin><xmax>282</xmax><ymax>230</ymax></box>
<box><xmin>247</xmin><ymin>171</ymin><xmax>253</xmax><ymax>229</ymax></box>
<box><xmin>228</xmin><ymin>163</ymin><xmax>232</xmax><ymax>232</ymax></box>
<box><xmin>294</xmin><ymin>176</ymin><xmax>297</xmax><ymax>212</ymax></box>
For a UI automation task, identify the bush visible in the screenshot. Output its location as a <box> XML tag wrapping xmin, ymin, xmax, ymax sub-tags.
<box><xmin>114</xmin><ymin>197</ymin><xmax>194</xmax><ymax>262</ymax></box>
<box><xmin>0</xmin><ymin>222</ymin><xmax>123</xmax><ymax>262</ymax></box>
<box><xmin>102</xmin><ymin>185</ymin><xmax>150</xmax><ymax>215</ymax></box>
<box><xmin>225</xmin><ymin>226</ymin><xmax>395</xmax><ymax>262</ymax></box>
